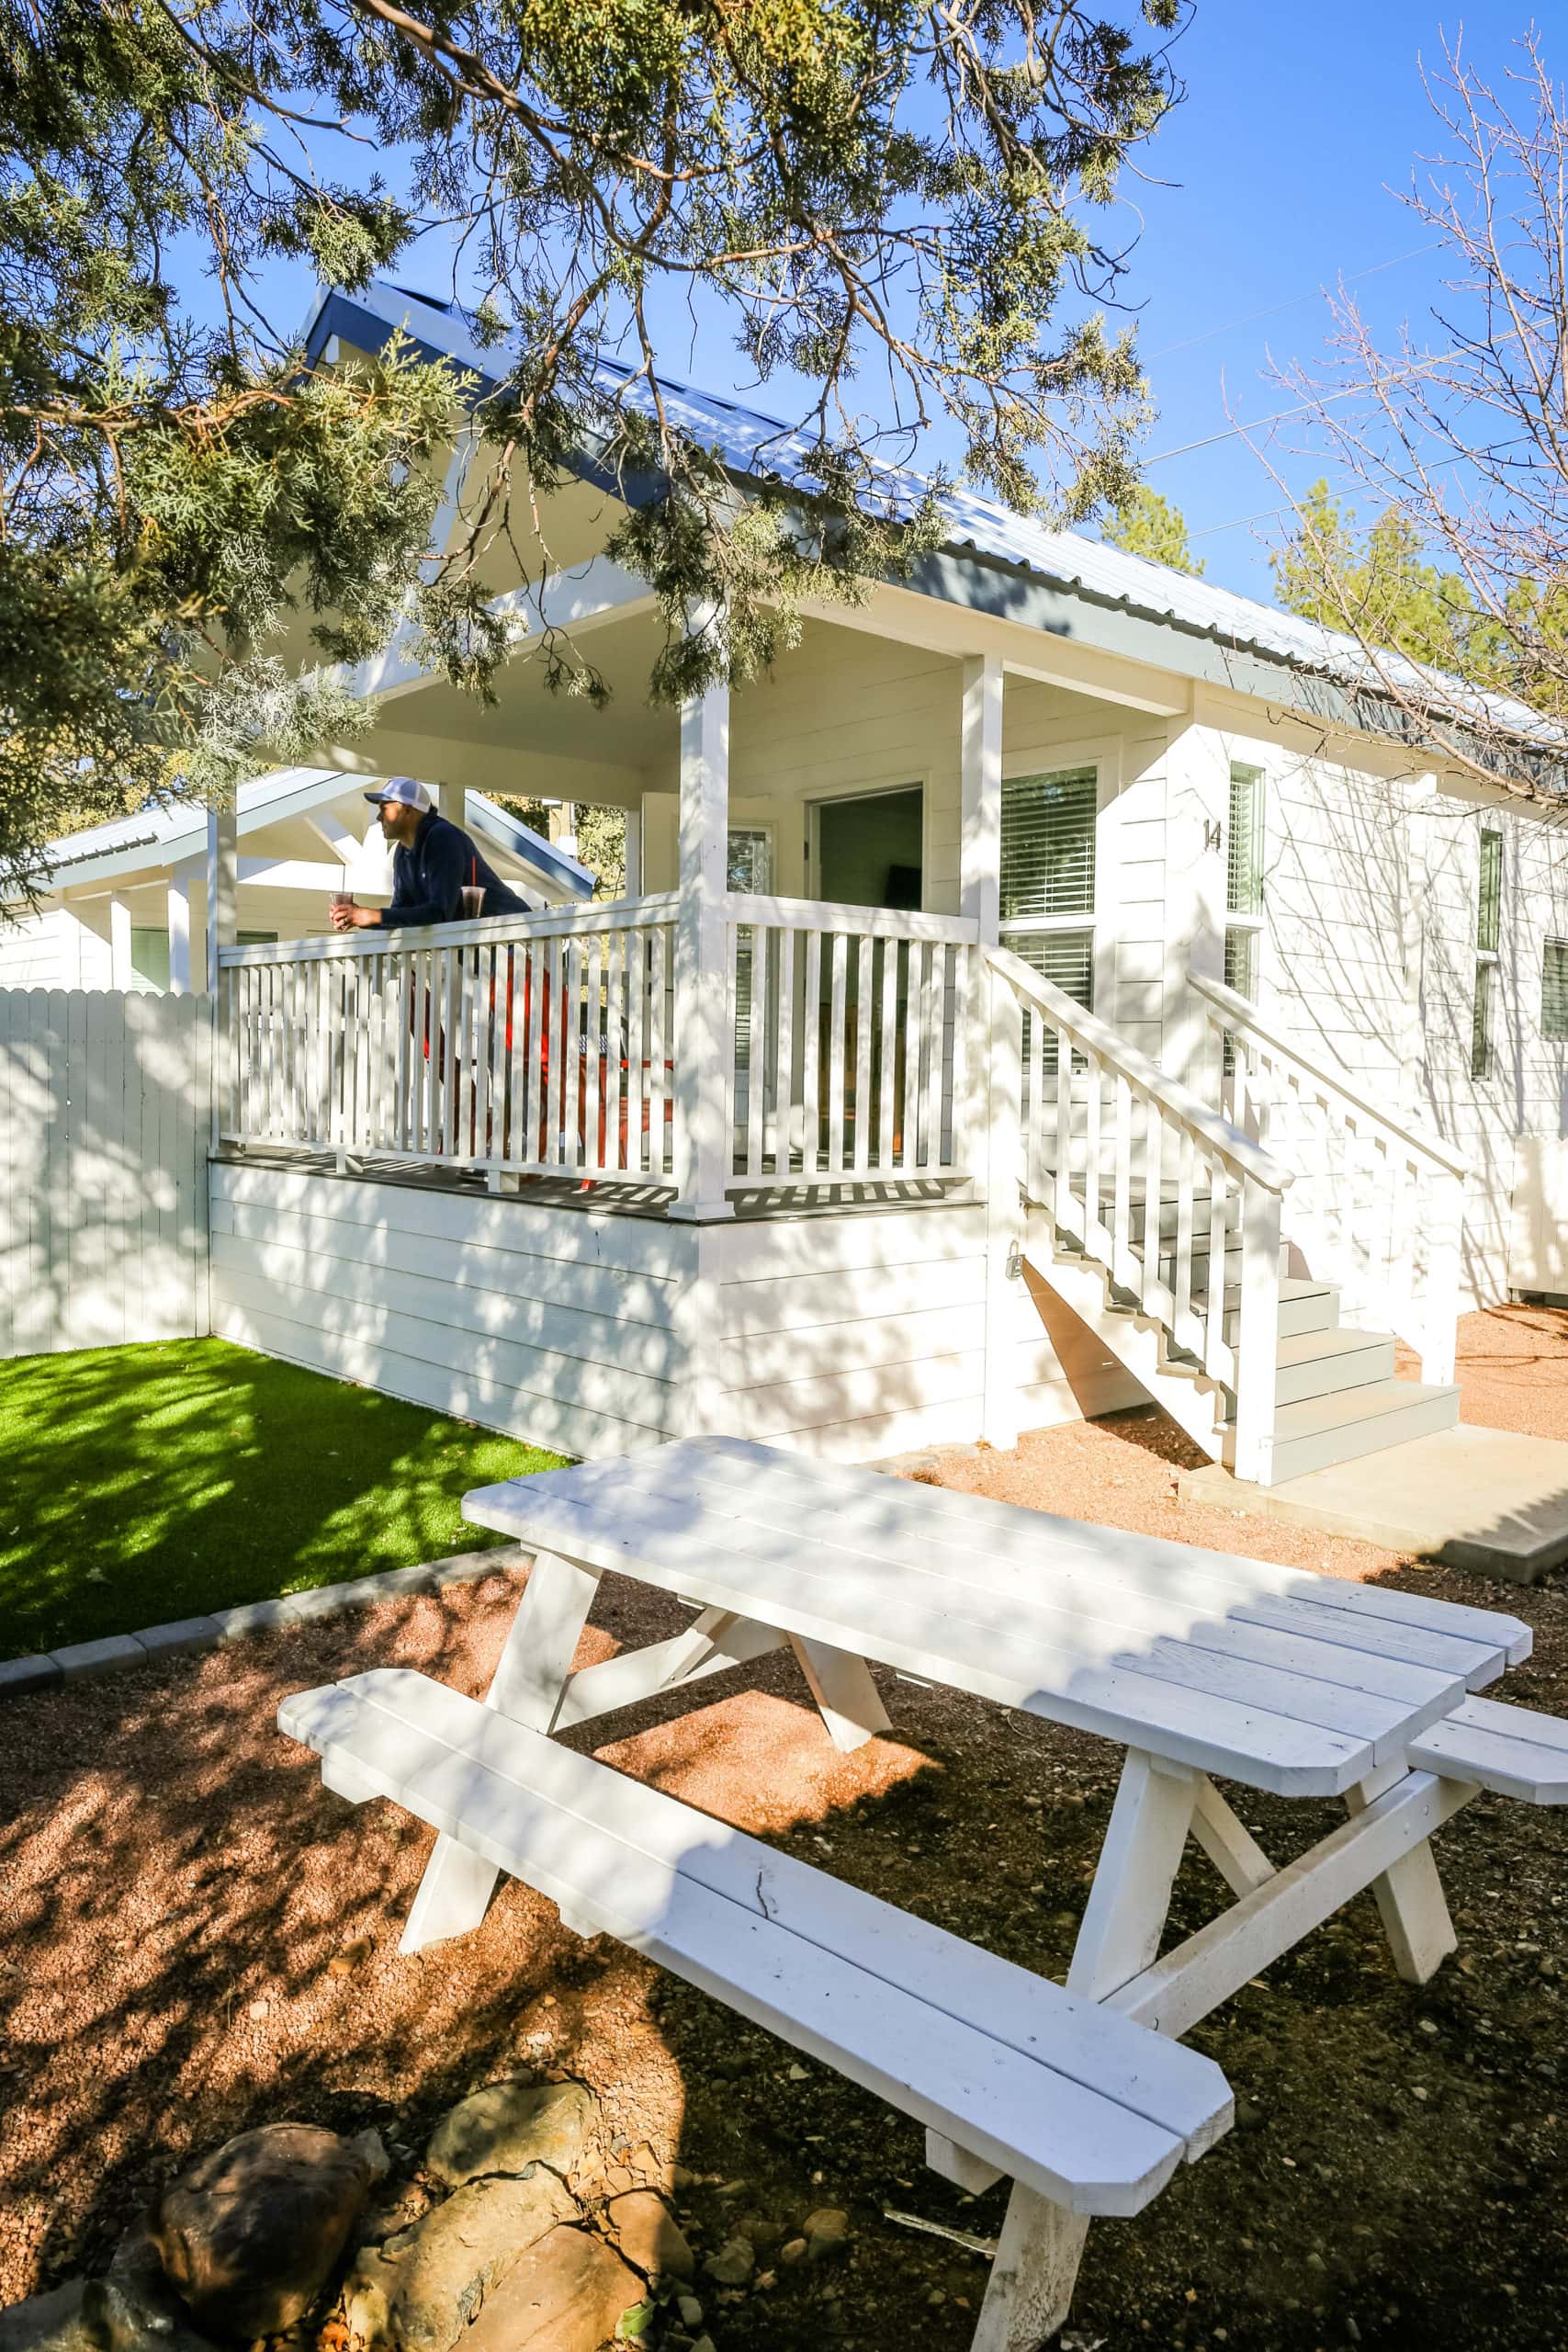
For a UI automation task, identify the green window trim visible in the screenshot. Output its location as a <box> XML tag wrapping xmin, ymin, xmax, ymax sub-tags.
<box><xmin>1543</xmin><ymin>939</ymin><xmax>1568</xmax><ymax>1042</ymax></box>
<box><xmin>1472</xmin><ymin>959</ymin><xmax>1495</xmax><ymax>1080</ymax></box>
<box><xmin>1227</xmin><ymin>763</ymin><xmax>1265</xmax><ymax>918</ymax></box>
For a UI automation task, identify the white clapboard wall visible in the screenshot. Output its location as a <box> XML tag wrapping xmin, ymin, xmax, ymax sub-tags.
<box><xmin>0</xmin><ymin>989</ymin><xmax>212</xmax><ymax>1359</ymax></box>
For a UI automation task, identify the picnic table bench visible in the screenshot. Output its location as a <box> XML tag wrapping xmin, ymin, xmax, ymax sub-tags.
<box><xmin>279</xmin><ymin>1435</ymin><xmax>1568</xmax><ymax>2350</ymax></box>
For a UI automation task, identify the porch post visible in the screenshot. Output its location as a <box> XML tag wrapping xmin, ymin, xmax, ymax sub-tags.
<box><xmin>960</xmin><ymin>654</ymin><xmax>1004</xmax><ymax>944</ymax></box>
<box><xmin>670</xmin><ymin>620</ymin><xmax>735</xmax><ymax>1224</ymax></box>
<box><xmin>167</xmin><ymin>869</ymin><xmax>194</xmax><ymax>995</ymax></box>
<box><xmin>108</xmin><ymin>894</ymin><xmax>133</xmax><ymax>990</ymax></box>
<box><xmin>623</xmin><ymin>802</ymin><xmax>643</xmax><ymax>898</ymax></box>
<box><xmin>963</xmin><ymin>654</ymin><xmax>1021</xmax><ymax>1448</ymax></box>
<box><xmin>206</xmin><ymin>804</ymin><xmax>238</xmax><ymax>1152</ymax></box>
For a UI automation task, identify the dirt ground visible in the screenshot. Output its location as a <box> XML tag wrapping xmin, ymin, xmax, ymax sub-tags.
<box><xmin>3</xmin><ymin>1309</ymin><xmax>1568</xmax><ymax>2349</ymax></box>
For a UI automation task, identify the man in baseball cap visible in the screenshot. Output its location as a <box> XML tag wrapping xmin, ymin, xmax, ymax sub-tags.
<box><xmin>331</xmin><ymin>776</ymin><xmax>533</xmax><ymax>931</ymax></box>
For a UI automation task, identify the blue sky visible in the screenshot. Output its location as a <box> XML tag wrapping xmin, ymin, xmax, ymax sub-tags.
<box><xmin>1122</xmin><ymin>0</ymin><xmax>1503</xmax><ymax>600</ymax></box>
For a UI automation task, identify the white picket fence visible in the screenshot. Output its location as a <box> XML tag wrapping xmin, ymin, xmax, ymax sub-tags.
<box><xmin>0</xmin><ymin>989</ymin><xmax>211</xmax><ymax>1358</ymax></box>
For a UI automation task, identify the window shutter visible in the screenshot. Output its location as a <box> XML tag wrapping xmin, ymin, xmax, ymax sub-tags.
<box><xmin>1227</xmin><ymin>765</ymin><xmax>1264</xmax><ymax>916</ymax></box>
<box><xmin>1544</xmin><ymin>939</ymin><xmax>1568</xmax><ymax>1041</ymax></box>
<box><xmin>1000</xmin><ymin>769</ymin><xmax>1097</xmax><ymax>921</ymax></box>
<box><xmin>1478</xmin><ymin>828</ymin><xmax>1502</xmax><ymax>953</ymax></box>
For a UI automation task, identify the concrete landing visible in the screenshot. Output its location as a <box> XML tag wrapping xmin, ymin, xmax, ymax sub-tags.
<box><xmin>1180</xmin><ymin>1422</ymin><xmax>1568</xmax><ymax>1584</ymax></box>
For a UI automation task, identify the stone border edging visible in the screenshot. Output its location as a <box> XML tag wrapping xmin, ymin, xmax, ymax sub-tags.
<box><xmin>0</xmin><ymin>1545</ymin><xmax>525</xmax><ymax>1702</ymax></box>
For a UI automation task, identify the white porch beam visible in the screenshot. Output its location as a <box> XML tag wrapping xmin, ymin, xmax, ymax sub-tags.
<box><xmin>670</xmin><ymin>620</ymin><xmax>735</xmax><ymax>1226</ymax></box>
<box><xmin>960</xmin><ymin>653</ymin><xmax>1004</xmax><ymax>945</ymax></box>
<box><xmin>167</xmin><ymin>872</ymin><xmax>192</xmax><ymax>995</ymax></box>
<box><xmin>236</xmin><ymin>857</ymin><xmax>360</xmax><ymax>892</ymax></box>
<box><xmin>795</xmin><ymin>583</ymin><xmax>1191</xmax><ymax>718</ymax></box>
<box><xmin>304</xmin><ymin>811</ymin><xmax>361</xmax><ymax>863</ymax></box>
<box><xmin>108</xmin><ymin>894</ymin><xmax>133</xmax><ymax>990</ymax></box>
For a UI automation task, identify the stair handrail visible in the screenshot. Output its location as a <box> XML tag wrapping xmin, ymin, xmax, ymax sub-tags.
<box><xmin>1190</xmin><ymin>967</ymin><xmax>1464</xmax><ymax>1386</ymax></box>
<box><xmin>988</xmin><ymin>944</ymin><xmax>1293</xmax><ymax>1193</ymax></box>
<box><xmin>987</xmin><ymin>944</ymin><xmax>1290</xmax><ymax>1482</ymax></box>
<box><xmin>1190</xmin><ymin>969</ymin><xmax>1470</xmax><ymax>1182</ymax></box>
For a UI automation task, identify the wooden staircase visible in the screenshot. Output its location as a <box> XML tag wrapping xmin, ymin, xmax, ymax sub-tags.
<box><xmin>989</xmin><ymin>950</ymin><xmax>1466</xmax><ymax>1490</ymax></box>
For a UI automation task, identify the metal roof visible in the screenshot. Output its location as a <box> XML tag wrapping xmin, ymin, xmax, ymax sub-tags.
<box><xmin>34</xmin><ymin>763</ymin><xmax>595</xmax><ymax>900</ymax></box>
<box><xmin>323</xmin><ymin>279</ymin><xmax>1562</xmax><ymax>763</ymax></box>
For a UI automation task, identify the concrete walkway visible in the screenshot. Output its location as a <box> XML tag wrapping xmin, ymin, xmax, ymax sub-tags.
<box><xmin>1181</xmin><ymin>1422</ymin><xmax>1568</xmax><ymax>1585</ymax></box>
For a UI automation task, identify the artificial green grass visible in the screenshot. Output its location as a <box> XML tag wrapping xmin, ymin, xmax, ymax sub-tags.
<box><xmin>0</xmin><ymin>1338</ymin><xmax>569</xmax><ymax>1657</ymax></box>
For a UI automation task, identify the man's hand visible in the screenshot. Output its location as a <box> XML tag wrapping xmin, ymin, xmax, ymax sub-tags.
<box><xmin>330</xmin><ymin>902</ymin><xmax>381</xmax><ymax>932</ymax></box>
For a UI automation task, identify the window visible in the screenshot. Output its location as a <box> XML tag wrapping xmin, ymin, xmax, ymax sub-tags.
<box><xmin>130</xmin><ymin>926</ymin><xmax>169</xmax><ymax>993</ymax></box>
<box><xmin>999</xmin><ymin>766</ymin><xmax>1097</xmax><ymax>1011</ymax></box>
<box><xmin>1472</xmin><ymin>827</ymin><xmax>1502</xmax><ymax>1078</ymax></box>
<box><xmin>727</xmin><ymin>828</ymin><xmax>773</xmax><ymax>894</ymax></box>
<box><xmin>1227</xmin><ymin>763</ymin><xmax>1265</xmax><ymax>919</ymax></box>
<box><xmin>1544</xmin><ymin>939</ymin><xmax>1568</xmax><ymax>1043</ymax></box>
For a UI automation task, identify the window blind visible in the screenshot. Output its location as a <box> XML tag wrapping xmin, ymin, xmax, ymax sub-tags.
<box><xmin>1544</xmin><ymin>939</ymin><xmax>1568</xmax><ymax>1041</ymax></box>
<box><xmin>1000</xmin><ymin>769</ymin><xmax>1097</xmax><ymax>921</ymax></box>
<box><xmin>1007</xmin><ymin>925</ymin><xmax>1095</xmax><ymax>1012</ymax></box>
<box><xmin>1228</xmin><ymin>765</ymin><xmax>1264</xmax><ymax>916</ymax></box>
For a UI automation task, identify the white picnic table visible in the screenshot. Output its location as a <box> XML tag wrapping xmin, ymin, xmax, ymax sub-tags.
<box><xmin>280</xmin><ymin>1433</ymin><xmax>1568</xmax><ymax>2351</ymax></box>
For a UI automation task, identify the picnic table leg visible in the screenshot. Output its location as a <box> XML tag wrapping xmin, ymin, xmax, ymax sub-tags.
<box><xmin>1344</xmin><ymin>1761</ymin><xmax>1457</xmax><ymax>1984</ymax></box>
<box><xmin>970</xmin><ymin>2188</ymin><xmax>1090</xmax><ymax>2352</ymax></box>
<box><xmin>400</xmin><ymin>1548</ymin><xmax>603</xmax><ymax>1954</ymax></box>
<box><xmin>1067</xmin><ymin>1750</ymin><xmax>1199</xmax><ymax>2001</ymax></box>
<box><xmin>787</xmin><ymin>1634</ymin><xmax>893</xmax><ymax>1752</ymax></box>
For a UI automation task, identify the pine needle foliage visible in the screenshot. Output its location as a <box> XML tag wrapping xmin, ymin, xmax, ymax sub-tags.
<box><xmin>0</xmin><ymin>0</ymin><xmax>1190</xmax><ymax>896</ymax></box>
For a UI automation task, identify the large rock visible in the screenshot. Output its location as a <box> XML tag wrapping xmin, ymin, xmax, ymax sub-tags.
<box><xmin>0</xmin><ymin>2275</ymin><xmax>218</xmax><ymax>2352</ymax></box>
<box><xmin>605</xmin><ymin>2191</ymin><xmax>694</xmax><ymax>2283</ymax></box>
<box><xmin>149</xmin><ymin>2122</ymin><xmax>387</xmax><ymax>2339</ymax></box>
<box><xmin>461</xmin><ymin>2229</ymin><xmax>643</xmax><ymax>2352</ymax></box>
<box><xmin>343</xmin><ymin>2169</ymin><xmax>577</xmax><ymax>2352</ymax></box>
<box><xmin>424</xmin><ymin>2080</ymin><xmax>597</xmax><ymax>2189</ymax></box>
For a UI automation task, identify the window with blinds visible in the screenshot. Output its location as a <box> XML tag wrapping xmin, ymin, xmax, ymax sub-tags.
<box><xmin>1543</xmin><ymin>939</ymin><xmax>1568</xmax><ymax>1041</ymax></box>
<box><xmin>999</xmin><ymin>766</ymin><xmax>1097</xmax><ymax>1025</ymax></box>
<box><xmin>1227</xmin><ymin>764</ymin><xmax>1265</xmax><ymax>916</ymax></box>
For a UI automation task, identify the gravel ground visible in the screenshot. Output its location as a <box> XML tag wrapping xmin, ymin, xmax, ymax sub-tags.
<box><xmin>4</xmin><ymin>1331</ymin><xmax>1568</xmax><ymax>2348</ymax></box>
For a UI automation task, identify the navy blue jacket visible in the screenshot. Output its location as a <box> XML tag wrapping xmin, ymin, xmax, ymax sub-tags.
<box><xmin>378</xmin><ymin>810</ymin><xmax>531</xmax><ymax>929</ymax></box>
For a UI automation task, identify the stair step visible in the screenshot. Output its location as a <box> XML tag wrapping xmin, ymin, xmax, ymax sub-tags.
<box><xmin>1222</xmin><ymin>1277</ymin><xmax>1339</xmax><ymax>1344</ymax></box>
<box><xmin>1230</xmin><ymin>1379</ymin><xmax>1461</xmax><ymax>1483</ymax></box>
<box><xmin>1274</xmin><ymin>1326</ymin><xmax>1398</xmax><ymax>1406</ymax></box>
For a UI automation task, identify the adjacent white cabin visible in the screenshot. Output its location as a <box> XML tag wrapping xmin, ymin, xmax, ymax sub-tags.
<box><xmin>6</xmin><ymin>277</ymin><xmax>1568</xmax><ymax>1489</ymax></box>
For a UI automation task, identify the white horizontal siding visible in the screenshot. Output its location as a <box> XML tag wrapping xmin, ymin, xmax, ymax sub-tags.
<box><xmin>209</xmin><ymin>1163</ymin><xmax>691</xmax><ymax>1456</ymax></box>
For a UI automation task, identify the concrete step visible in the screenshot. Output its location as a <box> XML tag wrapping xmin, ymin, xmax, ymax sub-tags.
<box><xmin>1274</xmin><ymin>1324</ymin><xmax>1398</xmax><ymax>1407</ymax></box>
<box><xmin>1228</xmin><ymin>1377</ymin><xmax>1461</xmax><ymax>1484</ymax></box>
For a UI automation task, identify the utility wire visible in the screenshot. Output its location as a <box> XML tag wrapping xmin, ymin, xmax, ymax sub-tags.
<box><xmin>1145</xmin><ymin>242</ymin><xmax>1441</xmax><ymax>361</ymax></box>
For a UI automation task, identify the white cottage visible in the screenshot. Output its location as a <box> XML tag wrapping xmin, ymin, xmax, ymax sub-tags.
<box><xmin>8</xmin><ymin>277</ymin><xmax>1568</xmax><ymax>1491</ymax></box>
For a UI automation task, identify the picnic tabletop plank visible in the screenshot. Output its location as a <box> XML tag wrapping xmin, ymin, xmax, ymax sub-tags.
<box><xmin>463</xmin><ymin>1439</ymin><xmax>1531</xmax><ymax>1799</ymax></box>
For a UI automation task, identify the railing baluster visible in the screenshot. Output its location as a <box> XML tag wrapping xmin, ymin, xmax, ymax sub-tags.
<box><xmin>1111</xmin><ymin>1072</ymin><xmax>1134</xmax><ymax>1292</ymax></box>
<box><xmin>775</xmin><ymin>925</ymin><xmax>795</xmax><ymax>1181</ymax></box>
<box><xmin>1053</xmin><ymin>1023</ymin><xmax>1073</xmax><ymax>1238</ymax></box>
<box><xmin>877</xmin><ymin>933</ymin><xmax>897</xmax><ymax>1175</ymax></box>
<box><xmin>899</xmin><ymin>939</ymin><xmax>919</xmax><ymax>1177</ymax></box>
<box><xmin>649</xmin><ymin>924</ymin><xmax>668</xmax><ymax>1180</ymax></box>
<box><xmin>852</xmin><ymin>933</ymin><xmax>873</xmax><ymax>1177</ymax></box>
<box><xmin>1204</xmin><ymin>1160</ymin><xmax>1230</xmax><ymax>1384</ymax></box>
<box><xmin>801</xmin><ymin>930</ymin><xmax>821</xmax><ymax>1179</ymax></box>
<box><xmin>750</xmin><ymin>922</ymin><xmax>772</xmax><ymax>1180</ymax></box>
<box><xmin>827</xmin><ymin>933</ymin><xmax>848</xmax><ymax>1177</ymax></box>
<box><xmin>1173</xmin><ymin>1128</ymin><xmax>1198</xmax><ymax>1356</ymax></box>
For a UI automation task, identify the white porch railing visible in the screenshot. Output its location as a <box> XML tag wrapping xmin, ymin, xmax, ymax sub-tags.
<box><xmin>1193</xmin><ymin>970</ymin><xmax>1466</xmax><ymax>1385</ymax></box>
<box><xmin>217</xmin><ymin>896</ymin><xmax>679</xmax><ymax>1183</ymax></box>
<box><xmin>724</xmin><ymin>894</ymin><xmax>977</xmax><ymax>1186</ymax></box>
<box><xmin>992</xmin><ymin>945</ymin><xmax>1294</xmax><ymax>1481</ymax></box>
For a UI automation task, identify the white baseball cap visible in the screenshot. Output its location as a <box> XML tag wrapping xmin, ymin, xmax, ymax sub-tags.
<box><xmin>364</xmin><ymin>775</ymin><xmax>433</xmax><ymax>812</ymax></box>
